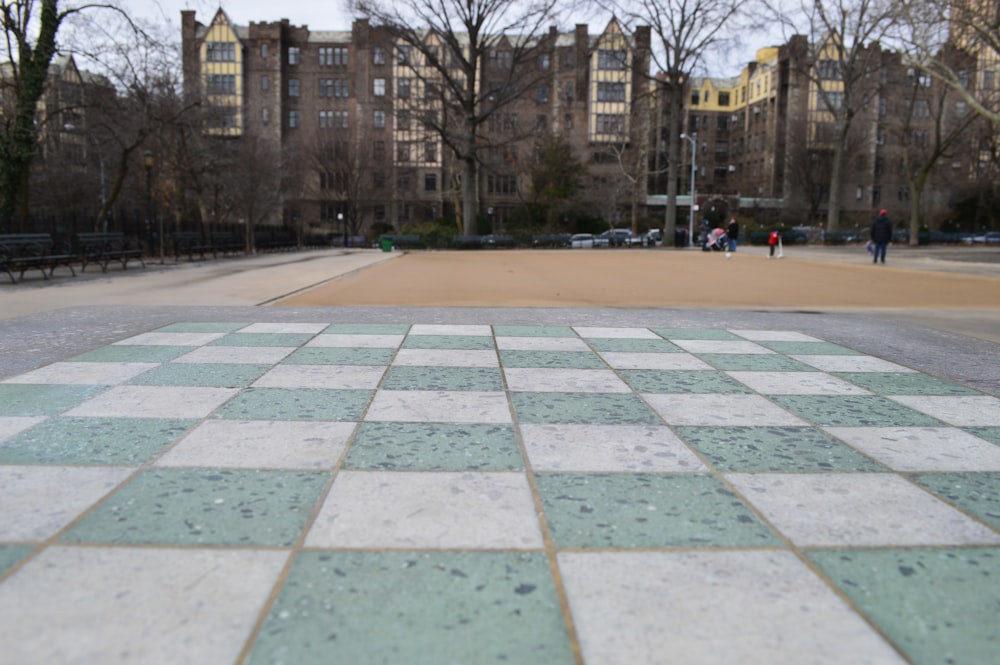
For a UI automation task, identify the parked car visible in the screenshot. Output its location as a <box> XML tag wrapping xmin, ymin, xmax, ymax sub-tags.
<box><xmin>637</xmin><ymin>229</ymin><xmax>662</xmax><ymax>247</ymax></box>
<box><xmin>971</xmin><ymin>231</ymin><xmax>1000</xmax><ymax>244</ymax></box>
<box><xmin>570</xmin><ymin>233</ymin><xmax>595</xmax><ymax>248</ymax></box>
<box><xmin>596</xmin><ymin>229</ymin><xmax>634</xmax><ymax>247</ymax></box>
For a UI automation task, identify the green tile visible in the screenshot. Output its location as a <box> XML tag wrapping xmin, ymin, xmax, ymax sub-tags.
<box><xmin>808</xmin><ymin>547</ymin><xmax>1000</xmax><ymax>665</ymax></box>
<box><xmin>832</xmin><ymin>372</ymin><xmax>979</xmax><ymax>396</ymax></box>
<box><xmin>283</xmin><ymin>347</ymin><xmax>395</xmax><ymax>365</ymax></box>
<box><xmin>586</xmin><ymin>338</ymin><xmax>682</xmax><ymax>353</ymax></box>
<box><xmin>499</xmin><ymin>350</ymin><xmax>605</xmax><ymax>369</ymax></box>
<box><xmin>759</xmin><ymin>341</ymin><xmax>861</xmax><ymax>355</ymax></box>
<box><xmin>966</xmin><ymin>427</ymin><xmax>1000</xmax><ymax>445</ymax></box>
<box><xmin>652</xmin><ymin>328</ymin><xmax>741</xmax><ymax>340</ymax></box>
<box><xmin>493</xmin><ymin>326</ymin><xmax>575</xmax><ymax>337</ymax></box>
<box><xmin>911</xmin><ymin>472</ymin><xmax>1000</xmax><ymax>531</ymax></box>
<box><xmin>402</xmin><ymin>335</ymin><xmax>495</xmax><ymax>350</ymax></box>
<box><xmin>699</xmin><ymin>354</ymin><xmax>816</xmax><ymax>371</ymax></box>
<box><xmin>0</xmin><ymin>417</ymin><xmax>195</xmax><ymax>465</ymax></box>
<box><xmin>246</xmin><ymin>551</ymin><xmax>575</xmax><ymax>665</ymax></box>
<box><xmin>210</xmin><ymin>332</ymin><xmax>315</xmax><ymax>347</ymax></box>
<box><xmin>67</xmin><ymin>345</ymin><xmax>191</xmax><ymax>363</ymax></box>
<box><xmin>215</xmin><ymin>388</ymin><xmax>371</xmax><ymax>421</ymax></box>
<box><xmin>511</xmin><ymin>392</ymin><xmax>660</xmax><ymax>425</ymax></box>
<box><xmin>0</xmin><ymin>545</ymin><xmax>35</xmax><ymax>575</ymax></box>
<box><xmin>345</xmin><ymin>422</ymin><xmax>522</xmax><ymax>470</ymax></box>
<box><xmin>323</xmin><ymin>323</ymin><xmax>410</xmax><ymax>334</ymax></box>
<box><xmin>128</xmin><ymin>363</ymin><xmax>270</xmax><ymax>387</ymax></box>
<box><xmin>381</xmin><ymin>366</ymin><xmax>503</xmax><ymax>391</ymax></box>
<box><xmin>536</xmin><ymin>473</ymin><xmax>780</xmax><ymax>548</ymax></box>
<box><xmin>0</xmin><ymin>384</ymin><xmax>107</xmax><ymax>416</ymax></box>
<box><xmin>61</xmin><ymin>468</ymin><xmax>329</xmax><ymax>546</ymax></box>
<box><xmin>154</xmin><ymin>322</ymin><xmax>248</xmax><ymax>332</ymax></box>
<box><xmin>675</xmin><ymin>426</ymin><xmax>886</xmax><ymax>472</ymax></box>
<box><xmin>621</xmin><ymin>370</ymin><xmax>751</xmax><ymax>394</ymax></box>
<box><xmin>771</xmin><ymin>395</ymin><xmax>946</xmax><ymax>427</ymax></box>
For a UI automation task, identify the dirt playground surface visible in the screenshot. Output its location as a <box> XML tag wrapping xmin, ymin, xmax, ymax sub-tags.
<box><xmin>276</xmin><ymin>247</ymin><xmax>1000</xmax><ymax>310</ymax></box>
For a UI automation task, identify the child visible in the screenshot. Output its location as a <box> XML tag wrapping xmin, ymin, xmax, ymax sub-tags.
<box><xmin>768</xmin><ymin>228</ymin><xmax>781</xmax><ymax>258</ymax></box>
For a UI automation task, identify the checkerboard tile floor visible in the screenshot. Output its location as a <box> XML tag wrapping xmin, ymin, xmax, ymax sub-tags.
<box><xmin>1</xmin><ymin>322</ymin><xmax>999</xmax><ymax>664</ymax></box>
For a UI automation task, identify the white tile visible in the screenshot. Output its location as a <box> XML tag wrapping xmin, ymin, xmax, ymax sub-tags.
<box><xmin>495</xmin><ymin>336</ymin><xmax>589</xmax><ymax>351</ymax></box>
<box><xmin>252</xmin><ymin>364</ymin><xmax>385</xmax><ymax>389</ymax></box>
<box><xmin>672</xmin><ymin>340</ymin><xmax>773</xmax><ymax>354</ymax></box>
<box><xmin>306</xmin><ymin>471</ymin><xmax>543</xmax><ymax>549</ymax></box>
<box><xmin>824</xmin><ymin>426</ymin><xmax>1000</xmax><ymax>472</ymax></box>
<box><xmin>521</xmin><ymin>424</ymin><xmax>706</xmax><ymax>472</ymax></box>
<box><xmin>572</xmin><ymin>326</ymin><xmax>659</xmax><ymax>339</ymax></box>
<box><xmin>558</xmin><ymin>550</ymin><xmax>906</xmax><ymax>665</ymax></box>
<box><xmin>365</xmin><ymin>390</ymin><xmax>511</xmax><ymax>423</ymax></box>
<box><xmin>0</xmin><ymin>416</ymin><xmax>47</xmax><ymax>442</ymax></box>
<box><xmin>791</xmin><ymin>355</ymin><xmax>916</xmax><ymax>372</ymax></box>
<box><xmin>643</xmin><ymin>394</ymin><xmax>807</xmax><ymax>426</ymax></box>
<box><xmin>0</xmin><ymin>546</ymin><xmax>288</xmax><ymax>665</ymax></box>
<box><xmin>392</xmin><ymin>349</ymin><xmax>498</xmax><ymax>367</ymax></box>
<box><xmin>889</xmin><ymin>395</ymin><xmax>1000</xmax><ymax>426</ymax></box>
<box><xmin>155</xmin><ymin>420</ymin><xmax>355</xmax><ymax>469</ymax></box>
<box><xmin>504</xmin><ymin>368</ymin><xmax>630</xmax><ymax>393</ymax></box>
<box><xmin>172</xmin><ymin>346</ymin><xmax>295</xmax><ymax>365</ymax></box>
<box><xmin>727</xmin><ymin>371</ymin><xmax>871</xmax><ymax>395</ymax></box>
<box><xmin>237</xmin><ymin>322</ymin><xmax>327</xmax><ymax>334</ymax></box>
<box><xmin>306</xmin><ymin>334</ymin><xmax>404</xmax><ymax>348</ymax></box>
<box><xmin>65</xmin><ymin>386</ymin><xmax>239</xmax><ymax>419</ymax></box>
<box><xmin>0</xmin><ymin>466</ymin><xmax>133</xmax><ymax>541</ymax></box>
<box><xmin>726</xmin><ymin>472</ymin><xmax>1000</xmax><ymax>547</ymax></box>
<box><xmin>2</xmin><ymin>362</ymin><xmax>157</xmax><ymax>386</ymax></box>
<box><xmin>408</xmin><ymin>324</ymin><xmax>492</xmax><ymax>336</ymax></box>
<box><xmin>598</xmin><ymin>352</ymin><xmax>713</xmax><ymax>370</ymax></box>
<box><xmin>730</xmin><ymin>330</ymin><xmax>822</xmax><ymax>342</ymax></box>
<box><xmin>113</xmin><ymin>332</ymin><xmax>226</xmax><ymax>346</ymax></box>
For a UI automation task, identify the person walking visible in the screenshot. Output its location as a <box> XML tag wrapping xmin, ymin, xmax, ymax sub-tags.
<box><xmin>767</xmin><ymin>228</ymin><xmax>781</xmax><ymax>258</ymax></box>
<box><xmin>870</xmin><ymin>209</ymin><xmax>893</xmax><ymax>264</ymax></box>
<box><xmin>726</xmin><ymin>217</ymin><xmax>739</xmax><ymax>257</ymax></box>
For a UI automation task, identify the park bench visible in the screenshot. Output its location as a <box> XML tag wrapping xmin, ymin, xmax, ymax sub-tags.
<box><xmin>77</xmin><ymin>232</ymin><xmax>145</xmax><ymax>272</ymax></box>
<box><xmin>0</xmin><ymin>233</ymin><xmax>77</xmax><ymax>284</ymax></box>
<box><xmin>170</xmin><ymin>231</ymin><xmax>215</xmax><ymax>260</ymax></box>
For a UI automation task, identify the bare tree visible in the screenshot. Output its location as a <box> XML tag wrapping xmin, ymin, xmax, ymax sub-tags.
<box><xmin>348</xmin><ymin>0</ymin><xmax>562</xmax><ymax>236</ymax></box>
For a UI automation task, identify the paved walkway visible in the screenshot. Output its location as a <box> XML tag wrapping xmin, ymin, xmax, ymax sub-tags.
<box><xmin>1</xmin><ymin>249</ymin><xmax>998</xmax><ymax>664</ymax></box>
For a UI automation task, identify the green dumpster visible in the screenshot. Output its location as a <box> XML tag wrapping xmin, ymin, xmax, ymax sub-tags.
<box><xmin>380</xmin><ymin>236</ymin><xmax>393</xmax><ymax>252</ymax></box>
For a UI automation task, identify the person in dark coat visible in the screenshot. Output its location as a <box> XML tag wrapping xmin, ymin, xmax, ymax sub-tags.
<box><xmin>870</xmin><ymin>209</ymin><xmax>893</xmax><ymax>264</ymax></box>
<box><xmin>726</xmin><ymin>217</ymin><xmax>739</xmax><ymax>255</ymax></box>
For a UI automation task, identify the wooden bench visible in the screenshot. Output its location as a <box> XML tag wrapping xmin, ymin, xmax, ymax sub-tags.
<box><xmin>77</xmin><ymin>232</ymin><xmax>145</xmax><ymax>272</ymax></box>
<box><xmin>170</xmin><ymin>232</ymin><xmax>215</xmax><ymax>260</ymax></box>
<box><xmin>0</xmin><ymin>233</ymin><xmax>77</xmax><ymax>284</ymax></box>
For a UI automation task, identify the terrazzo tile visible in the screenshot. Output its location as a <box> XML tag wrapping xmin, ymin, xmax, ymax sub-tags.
<box><xmin>154</xmin><ymin>322</ymin><xmax>248</xmax><ymax>333</ymax></box>
<box><xmin>675</xmin><ymin>426</ymin><xmax>886</xmax><ymax>472</ymax></box>
<box><xmin>966</xmin><ymin>427</ymin><xmax>1000</xmax><ymax>445</ymax></box>
<box><xmin>585</xmin><ymin>338</ymin><xmax>683</xmax><ymax>353</ymax></box>
<box><xmin>771</xmin><ymin>395</ymin><xmax>946</xmax><ymax>427</ymax></box>
<box><xmin>0</xmin><ymin>416</ymin><xmax>46</xmax><ymax>442</ymax></box>
<box><xmin>402</xmin><ymin>334</ymin><xmax>495</xmax><ymax>350</ymax></box>
<box><xmin>393</xmin><ymin>349</ymin><xmax>499</xmax><ymax>367</ymax></box>
<box><xmin>498</xmin><ymin>349</ymin><xmax>605</xmax><ymax>369</ymax></box>
<box><xmin>0</xmin><ymin>545</ymin><xmax>34</xmax><ymax>576</ymax></box>
<box><xmin>3</xmin><ymin>362</ymin><xmax>156</xmax><ymax>385</ymax></box>
<box><xmin>172</xmin><ymin>345</ymin><xmax>296</xmax><ymax>364</ymax></box>
<box><xmin>832</xmin><ymin>372</ymin><xmax>979</xmax><ymax>395</ymax></box>
<box><xmin>672</xmin><ymin>339</ymin><xmax>773</xmax><ymax>354</ymax></box>
<box><xmin>0</xmin><ymin>417</ymin><xmax>196</xmax><ymax>465</ymax></box>
<box><xmin>495</xmin><ymin>336</ymin><xmax>590</xmax><ymax>351</ymax></box>
<box><xmin>305</xmin><ymin>471</ymin><xmax>543</xmax><ymax>548</ymax></box>
<box><xmin>758</xmin><ymin>341</ymin><xmax>861</xmax><ymax>355</ymax></box>
<box><xmin>535</xmin><ymin>473</ymin><xmax>780</xmax><ymax>548</ymax></box>
<box><xmin>620</xmin><ymin>369</ymin><xmax>752</xmax><ymax>394</ymax></box>
<box><xmin>699</xmin><ymin>353</ymin><xmax>816</xmax><ymax>371</ymax></box>
<box><xmin>305</xmin><ymin>333</ymin><xmax>404</xmax><ymax>348</ymax></box>
<box><xmin>824</xmin><ymin>427</ymin><xmax>1000</xmax><ymax>472</ymax></box>
<box><xmin>67</xmin><ymin>344</ymin><xmax>192</xmax><ymax>363</ymax></box>
<box><xmin>246</xmin><ymin>551</ymin><xmax>574</xmax><ymax>665</ymax></box>
<box><xmin>520</xmin><ymin>423</ymin><xmax>707</xmax><ymax>472</ymax></box>
<box><xmin>214</xmin><ymin>387</ymin><xmax>371</xmax><ymax>421</ymax></box>
<box><xmin>365</xmin><ymin>390</ymin><xmax>511</xmax><ymax>423</ymax></box>
<box><xmin>808</xmin><ymin>547</ymin><xmax>1000</xmax><ymax>665</ymax></box>
<box><xmin>791</xmin><ymin>355</ymin><xmax>917</xmax><ymax>372</ymax></box>
<box><xmin>504</xmin><ymin>368</ymin><xmax>631</xmax><ymax>393</ymax></box>
<box><xmin>65</xmin><ymin>385</ymin><xmax>238</xmax><ymax>419</ymax></box>
<box><xmin>910</xmin><ymin>472</ymin><xmax>1000</xmax><ymax>531</ymax></box>
<box><xmin>155</xmin><ymin>420</ymin><xmax>355</xmax><ymax>469</ymax></box>
<box><xmin>573</xmin><ymin>326</ymin><xmax>659</xmax><ymax>339</ymax></box>
<box><xmin>283</xmin><ymin>346</ymin><xmax>395</xmax><ymax>365</ymax></box>
<box><xmin>344</xmin><ymin>422</ymin><xmax>522</xmax><ymax>470</ymax></box>
<box><xmin>492</xmin><ymin>325</ymin><xmax>575</xmax><ymax>337</ymax></box>
<box><xmin>0</xmin><ymin>546</ymin><xmax>288</xmax><ymax>665</ymax></box>
<box><xmin>643</xmin><ymin>394</ymin><xmax>808</xmax><ymax>426</ymax></box>
<box><xmin>209</xmin><ymin>332</ymin><xmax>315</xmax><ymax>347</ymax></box>
<box><xmin>113</xmin><ymin>331</ymin><xmax>227</xmax><ymax>346</ymax></box>
<box><xmin>730</xmin><ymin>330</ymin><xmax>822</xmax><ymax>342</ymax></box>
<box><xmin>409</xmin><ymin>324</ymin><xmax>492</xmax><ymax>336</ymax></box>
<box><xmin>727</xmin><ymin>371</ymin><xmax>872</xmax><ymax>395</ymax></box>
<box><xmin>251</xmin><ymin>364</ymin><xmax>386</xmax><ymax>389</ymax></box>
<box><xmin>381</xmin><ymin>366</ymin><xmax>503</xmax><ymax>391</ymax></box>
<box><xmin>0</xmin><ymin>465</ymin><xmax>133</xmax><ymax>541</ymax></box>
<box><xmin>128</xmin><ymin>363</ymin><xmax>269</xmax><ymax>387</ymax></box>
<box><xmin>559</xmin><ymin>550</ymin><xmax>906</xmax><ymax>665</ymax></box>
<box><xmin>322</xmin><ymin>323</ymin><xmax>411</xmax><ymax>334</ymax></box>
<box><xmin>238</xmin><ymin>322</ymin><xmax>327</xmax><ymax>334</ymax></box>
<box><xmin>889</xmin><ymin>395</ymin><xmax>1000</xmax><ymax>426</ymax></box>
<box><xmin>651</xmin><ymin>328</ymin><xmax>742</xmax><ymax>340</ymax></box>
<box><xmin>725</xmin><ymin>473</ymin><xmax>1000</xmax><ymax>547</ymax></box>
<box><xmin>0</xmin><ymin>384</ymin><xmax>107</xmax><ymax>416</ymax></box>
<box><xmin>598</xmin><ymin>351</ymin><xmax>713</xmax><ymax>370</ymax></box>
<box><xmin>511</xmin><ymin>391</ymin><xmax>661</xmax><ymax>425</ymax></box>
<box><xmin>61</xmin><ymin>468</ymin><xmax>329</xmax><ymax>546</ymax></box>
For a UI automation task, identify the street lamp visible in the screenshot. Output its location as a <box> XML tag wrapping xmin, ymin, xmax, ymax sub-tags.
<box><xmin>680</xmin><ymin>132</ymin><xmax>697</xmax><ymax>247</ymax></box>
<box><xmin>143</xmin><ymin>150</ymin><xmax>161</xmax><ymax>263</ymax></box>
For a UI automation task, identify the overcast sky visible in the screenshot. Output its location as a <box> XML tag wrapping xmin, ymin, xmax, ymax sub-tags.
<box><xmin>119</xmin><ymin>0</ymin><xmax>354</xmax><ymax>31</ymax></box>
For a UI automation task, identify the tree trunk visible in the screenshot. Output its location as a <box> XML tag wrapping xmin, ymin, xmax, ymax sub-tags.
<box><xmin>825</xmin><ymin>115</ymin><xmax>851</xmax><ymax>232</ymax></box>
<box><xmin>461</xmin><ymin>155</ymin><xmax>478</xmax><ymax>236</ymax></box>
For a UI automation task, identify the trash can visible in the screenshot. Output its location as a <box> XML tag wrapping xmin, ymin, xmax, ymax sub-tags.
<box><xmin>380</xmin><ymin>236</ymin><xmax>393</xmax><ymax>252</ymax></box>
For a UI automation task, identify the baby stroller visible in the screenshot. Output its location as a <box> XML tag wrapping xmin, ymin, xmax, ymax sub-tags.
<box><xmin>703</xmin><ymin>227</ymin><xmax>728</xmax><ymax>251</ymax></box>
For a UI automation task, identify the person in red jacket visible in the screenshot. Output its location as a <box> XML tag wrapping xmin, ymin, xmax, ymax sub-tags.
<box><xmin>767</xmin><ymin>228</ymin><xmax>781</xmax><ymax>258</ymax></box>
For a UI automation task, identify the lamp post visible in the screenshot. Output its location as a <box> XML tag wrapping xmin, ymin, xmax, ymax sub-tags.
<box><xmin>680</xmin><ymin>132</ymin><xmax>697</xmax><ymax>247</ymax></box>
<box><xmin>143</xmin><ymin>150</ymin><xmax>161</xmax><ymax>263</ymax></box>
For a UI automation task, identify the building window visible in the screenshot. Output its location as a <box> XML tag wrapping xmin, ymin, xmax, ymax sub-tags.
<box><xmin>374</xmin><ymin>78</ymin><xmax>386</xmax><ymax>96</ymax></box>
<box><xmin>425</xmin><ymin>82</ymin><xmax>440</xmax><ymax>100</ymax></box>
<box><xmin>425</xmin><ymin>173</ymin><xmax>437</xmax><ymax>191</ymax></box>
<box><xmin>398</xmin><ymin>111</ymin><xmax>411</xmax><ymax>129</ymax></box>
<box><xmin>597</xmin><ymin>49</ymin><xmax>627</xmax><ymax>70</ymax></box>
<box><xmin>826</xmin><ymin>91</ymin><xmax>843</xmax><ymax>110</ymax></box>
<box><xmin>319</xmin><ymin>47</ymin><xmax>333</xmax><ymax>65</ymax></box>
<box><xmin>398</xmin><ymin>172</ymin><xmax>411</xmax><ymax>190</ymax></box>
<box><xmin>335</xmin><ymin>110</ymin><xmax>349</xmax><ymax>128</ymax></box>
<box><xmin>373</xmin><ymin>110</ymin><xmax>386</xmax><ymax>128</ymax></box>
<box><xmin>595</xmin><ymin>113</ymin><xmax>625</xmax><ymax>134</ymax></box>
<box><xmin>398</xmin><ymin>78</ymin><xmax>411</xmax><ymax>98</ymax></box>
<box><xmin>262</xmin><ymin>108</ymin><xmax>269</xmax><ymax>124</ymax></box>
<box><xmin>374</xmin><ymin>171</ymin><xmax>385</xmax><ymax>189</ymax></box>
<box><xmin>565</xmin><ymin>114</ymin><xmax>573</xmax><ymax>130</ymax></box>
<box><xmin>289</xmin><ymin>110</ymin><xmax>300</xmax><ymax>128</ymax></box>
<box><xmin>817</xmin><ymin>59</ymin><xmax>839</xmax><ymax>80</ymax></box>
<box><xmin>876</xmin><ymin>127</ymin><xmax>885</xmax><ymax>145</ymax></box>
<box><xmin>424</xmin><ymin>143</ymin><xmax>436</xmax><ymax>162</ymax></box>
<box><xmin>261</xmin><ymin>43</ymin><xmax>268</xmax><ymax>59</ymax></box>
<box><xmin>596</xmin><ymin>82</ymin><xmax>625</xmax><ymax>102</ymax></box>
<box><xmin>487</xmin><ymin>174</ymin><xmax>518</xmax><ymax>194</ymax></box>
<box><xmin>319</xmin><ymin>79</ymin><xmax>333</xmax><ymax>97</ymax></box>
<box><xmin>206</xmin><ymin>42</ymin><xmax>236</xmax><ymax>62</ymax></box>
<box><xmin>536</xmin><ymin>84</ymin><xmax>549</xmax><ymax>102</ymax></box>
<box><xmin>488</xmin><ymin>49</ymin><xmax>513</xmax><ymax>70</ymax></box>
<box><xmin>319</xmin><ymin>110</ymin><xmax>333</xmax><ymax>128</ymax></box>
<box><xmin>288</xmin><ymin>47</ymin><xmax>300</xmax><ymax>65</ymax></box>
<box><xmin>206</xmin><ymin>74</ymin><xmax>236</xmax><ymax>95</ymax></box>
<box><xmin>691</xmin><ymin>90</ymin><xmax>700</xmax><ymax>105</ymax></box>
<box><xmin>334</xmin><ymin>47</ymin><xmax>348</xmax><ymax>65</ymax></box>
<box><xmin>565</xmin><ymin>81</ymin><xmax>573</xmax><ymax>102</ymax></box>
<box><xmin>373</xmin><ymin>140</ymin><xmax>385</xmax><ymax>161</ymax></box>
<box><xmin>334</xmin><ymin>80</ymin><xmax>348</xmax><ymax>97</ymax></box>
<box><xmin>539</xmin><ymin>53</ymin><xmax>550</xmax><ymax>70</ymax></box>
<box><xmin>718</xmin><ymin>91</ymin><xmax>730</xmax><ymax>106</ymax></box>
<box><xmin>289</xmin><ymin>79</ymin><xmax>300</xmax><ymax>97</ymax></box>
<box><xmin>397</xmin><ymin>45</ymin><xmax>412</xmax><ymax>64</ymax></box>
<box><xmin>261</xmin><ymin>75</ymin><xmax>269</xmax><ymax>91</ymax></box>
<box><xmin>373</xmin><ymin>46</ymin><xmax>386</xmax><ymax>65</ymax></box>
<box><xmin>375</xmin><ymin>204</ymin><xmax>386</xmax><ymax>221</ymax></box>
<box><xmin>398</xmin><ymin>144</ymin><xmax>411</xmax><ymax>162</ymax></box>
